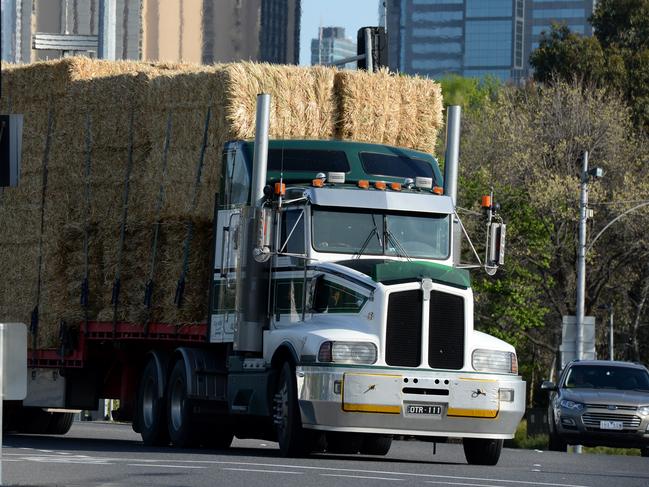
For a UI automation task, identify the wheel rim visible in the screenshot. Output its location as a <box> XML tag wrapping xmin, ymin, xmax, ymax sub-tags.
<box><xmin>170</xmin><ymin>376</ymin><xmax>184</xmax><ymax>431</ymax></box>
<box><xmin>142</xmin><ymin>376</ymin><xmax>156</xmax><ymax>429</ymax></box>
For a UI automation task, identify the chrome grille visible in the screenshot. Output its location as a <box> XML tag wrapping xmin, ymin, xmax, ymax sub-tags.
<box><xmin>582</xmin><ymin>412</ymin><xmax>641</xmax><ymax>429</ymax></box>
<box><xmin>584</xmin><ymin>403</ymin><xmax>637</xmax><ymax>412</ymax></box>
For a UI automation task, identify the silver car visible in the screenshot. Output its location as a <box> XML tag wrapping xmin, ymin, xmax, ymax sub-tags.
<box><xmin>541</xmin><ymin>360</ymin><xmax>649</xmax><ymax>455</ymax></box>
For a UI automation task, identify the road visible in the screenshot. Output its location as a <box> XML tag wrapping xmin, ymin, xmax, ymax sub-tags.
<box><xmin>2</xmin><ymin>422</ymin><xmax>648</xmax><ymax>487</ymax></box>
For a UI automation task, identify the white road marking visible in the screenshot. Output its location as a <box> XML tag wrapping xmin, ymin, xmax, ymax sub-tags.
<box><xmin>223</xmin><ymin>468</ymin><xmax>303</xmax><ymax>475</ymax></box>
<box><xmin>426</xmin><ymin>482</ymin><xmax>508</xmax><ymax>487</ymax></box>
<box><xmin>128</xmin><ymin>464</ymin><xmax>206</xmax><ymax>469</ymax></box>
<box><xmin>532</xmin><ymin>469</ymin><xmax>541</xmax><ymax>472</ymax></box>
<box><xmin>322</xmin><ymin>473</ymin><xmax>403</xmax><ymax>481</ymax></box>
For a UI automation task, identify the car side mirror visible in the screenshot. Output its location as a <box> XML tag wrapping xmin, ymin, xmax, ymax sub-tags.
<box><xmin>540</xmin><ymin>380</ymin><xmax>557</xmax><ymax>392</ymax></box>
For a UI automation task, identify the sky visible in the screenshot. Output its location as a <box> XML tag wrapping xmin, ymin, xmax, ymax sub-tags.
<box><xmin>299</xmin><ymin>0</ymin><xmax>381</xmax><ymax>66</ymax></box>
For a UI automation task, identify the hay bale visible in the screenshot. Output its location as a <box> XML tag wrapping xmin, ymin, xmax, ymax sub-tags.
<box><xmin>335</xmin><ymin>69</ymin><xmax>443</xmax><ymax>153</ymax></box>
<box><xmin>0</xmin><ymin>58</ymin><xmax>444</xmax><ymax>349</ymax></box>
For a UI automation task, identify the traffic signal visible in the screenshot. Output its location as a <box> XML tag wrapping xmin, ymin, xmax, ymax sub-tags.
<box><xmin>0</xmin><ymin>114</ymin><xmax>23</xmax><ymax>187</ymax></box>
<box><xmin>357</xmin><ymin>27</ymin><xmax>388</xmax><ymax>71</ymax></box>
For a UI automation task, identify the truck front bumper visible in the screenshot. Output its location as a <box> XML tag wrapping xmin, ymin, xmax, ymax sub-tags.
<box><xmin>296</xmin><ymin>365</ymin><xmax>526</xmax><ymax>439</ymax></box>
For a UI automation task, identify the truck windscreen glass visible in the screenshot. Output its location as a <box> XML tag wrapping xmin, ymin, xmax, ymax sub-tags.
<box><xmin>311</xmin><ymin>208</ymin><xmax>450</xmax><ymax>259</ymax></box>
<box><xmin>359</xmin><ymin>152</ymin><xmax>436</xmax><ymax>181</ymax></box>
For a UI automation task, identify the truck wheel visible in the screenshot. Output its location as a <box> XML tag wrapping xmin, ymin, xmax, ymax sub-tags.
<box><xmin>137</xmin><ymin>358</ymin><xmax>169</xmax><ymax>446</ymax></box>
<box><xmin>326</xmin><ymin>432</ymin><xmax>363</xmax><ymax>454</ymax></box>
<box><xmin>274</xmin><ymin>362</ymin><xmax>310</xmax><ymax>457</ymax></box>
<box><xmin>463</xmin><ymin>438</ymin><xmax>503</xmax><ymax>466</ymax></box>
<box><xmin>18</xmin><ymin>407</ymin><xmax>52</xmax><ymax>434</ymax></box>
<box><xmin>46</xmin><ymin>412</ymin><xmax>74</xmax><ymax>435</ymax></box>
<box><xmin>167</xmin><ymin>359</ymin><xmax>199</xmax><ymax>448</ymax></box>
<box><xmin>548</xmin><ymin>432</ymin><xmax>567</xmax><ymax>452</ymax></box>
<box><xmin>359</xmin><ymin>434</ymin><xmax>392</xmax><ymax>455</ymax></box>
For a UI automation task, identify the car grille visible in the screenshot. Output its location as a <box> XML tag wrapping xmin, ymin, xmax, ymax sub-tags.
<box><xmin>385</xmin><ymin>289</ymin><xmax>465</xmax><ymax>369</ymax></box>
<box><xmin>582</xmin><ymin>412</ymin><xmax>641</xmax><ymax>429</ymax></box>
<box><xmin>428</xmin><ymin>291</ymin><xmax>464</xmax><ymax>369</ymax></box>
<box><xmin>584</xmin><ymin>403</ymin><xmax>637</xmax><ymax>412</ymax></box>
<box><xmin>385</xmin><ymin>290</ymin><xmax>422</xmax><ymax>367</ymax></box>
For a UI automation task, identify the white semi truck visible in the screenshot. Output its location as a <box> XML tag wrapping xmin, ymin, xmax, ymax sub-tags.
<box><xmin>11</xmin><ymin>96</ymin><xmax>525</xmax><ymax>466</ymax></box>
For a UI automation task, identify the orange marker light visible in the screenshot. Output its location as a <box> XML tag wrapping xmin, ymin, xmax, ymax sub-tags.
<box><xmin>358</xmin><ymin>180</ymin><xmax>370</xmax><ymax>189</ymax></box>
<box><xmin>312</xmin><ymin>178</ymin><xmax>325</xmax><ymax>188</ymax></box>
<box><xmin>481</xmin><ymin>195</ymin><xmax>492</xmax><ymax>208</ymax></box>
<box><xmin>274</xmin><ymin>182</ymin><xmax>286</xmax><ymax>196</ymax></box>
<box><xmin>432</xmin><ymin>186</ymin><xmax>444</xmax><ymax>195</ymax></box>
<box><xmin>375</xmin><ymin>181</ymin><xmax>387</xmax><ymax>190</ymax></box>
<box><xmin>390</xmin><ymin>182</ymin><xmax>402</xmax><ymax>191</ymax></box>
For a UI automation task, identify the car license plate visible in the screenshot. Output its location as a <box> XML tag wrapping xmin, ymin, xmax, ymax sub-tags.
<box><xmin>600</xmin><ymin>420</ymin><xmax>623</xmax><ymax>430</ymax></box>
<box><xmin>405</xmin><ymin>404</ymin><xmax>442</xmax><ymax>416</ymax></box>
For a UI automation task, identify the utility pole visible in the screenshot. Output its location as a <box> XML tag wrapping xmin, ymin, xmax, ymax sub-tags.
<box><xmin>576</xmin><ymin>151</ymin><xmax>589</xmax><ymax>362</ymax></box>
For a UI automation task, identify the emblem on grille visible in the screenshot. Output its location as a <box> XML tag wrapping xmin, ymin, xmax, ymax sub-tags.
<box><xmin>607</xmin><ymin>405</ymin><xmax>617</xmax><ymax>410</ymax></box>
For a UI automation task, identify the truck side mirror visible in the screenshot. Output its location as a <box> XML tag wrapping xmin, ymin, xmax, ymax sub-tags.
<box><xmin>487</xmin><ymin>222</ymin><xmax>506</xmax><ymax>268</ymax></box>
<box><xmin>540</xmin><ymin>380</ymin><xmax>557</xmax><ymax>392</ymax></box>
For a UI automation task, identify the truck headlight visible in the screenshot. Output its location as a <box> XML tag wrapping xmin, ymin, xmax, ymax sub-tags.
<box><xmin>472</xmin><ymin>349</ymin><xmax>518</xmax><ymax>374</ymax></box>
<box><xmin>318</xmin><ymin>341</ymin><xmax>377</xmax><ymax>364</ymax></box>
<box><xmin>560</xmin><ymin>399</ymin><xmax>584</xmax><ymax>411</ymax></box>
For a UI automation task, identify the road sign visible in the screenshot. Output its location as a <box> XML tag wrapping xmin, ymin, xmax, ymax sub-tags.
<box><xmin>560</xmin><ymin>315</ymin><xmax>596</xmax><ymax>368</ymax></box>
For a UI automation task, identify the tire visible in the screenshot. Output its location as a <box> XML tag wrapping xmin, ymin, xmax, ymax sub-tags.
<box><xmin>167</xmin><ymin>359</ymin><xmax>199</xmax><ymax>448</ymax></box>
<box><xmin>359</xmin><ymin>434</ymin><xmax>393</xmax><ymax>456</ymax></box>
<box><xmin>46</xmin><ymin>412</ymin><xmax>74</xmax><ymax>435</ymax></box>
<box><xmin>463</xmin><ymin>438</ymin><xmax>503</xmax><ymax>466</ymax></box>
<box><xmin>274</xmin><ymin>362</ymin><xmax>310</xmax><ymax>457</ymax></box>
<box><xmin>326</xmin><ymin>432</ymin><xmax>363</xmax><ymax>454</ymax></box>
<box><xmin>548</xmin><ymin>432</ymin><xmax>567</xmax><ymax>452</ymax></box>
<box><xmin>641</xmin><ymin>447</ymin><xmax>649</xmax><ymax>458</ymax></box>
<box><xmin>18</xmin><ymin>407</ymin><xmax>52</xmax><ymax>434</ymax></box>
<box><xmin>137</xmin><ymin>358</ymin><xmax>169</xmax><ymax>446</ymax></box>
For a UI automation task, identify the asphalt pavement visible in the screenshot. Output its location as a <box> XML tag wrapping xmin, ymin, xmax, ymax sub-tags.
<box><xmin>2</xmin><ymin>422</ymin><xmax>648</xmax><ymax>487</ymax></box>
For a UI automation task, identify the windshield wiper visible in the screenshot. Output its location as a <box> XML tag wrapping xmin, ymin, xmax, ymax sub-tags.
<box><xmin>385</xmin><ymin>228</ymin><xmax>412</xmax><ymax>262</ymax></box>
<box><xmin>354</xmin><ymin>215</ymin><xmax>383</xmax><ymax>259</ymax></box>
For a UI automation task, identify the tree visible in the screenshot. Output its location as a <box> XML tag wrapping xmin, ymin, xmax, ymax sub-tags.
<box><xmin>530</xmin><ymin>0</ymin><xmax>649</xmax><ymax>131</ymax></box>
<box><xmin>458</xmin><ymin>81</ymin><xmax>649</xmax><ymax>388</ymax></box>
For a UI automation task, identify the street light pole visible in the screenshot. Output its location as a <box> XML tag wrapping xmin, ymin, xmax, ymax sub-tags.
<box><xmin>576</xmin><ymin>151</ymin><xmax>589</xmax><ymax>361</ymax></box>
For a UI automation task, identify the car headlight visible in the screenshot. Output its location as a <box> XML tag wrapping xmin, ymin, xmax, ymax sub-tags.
<box><xmin>318</xmin><ymin>341</ymin><xmax>377</xmax><ymax>364</ymax></box>
<box><xmin>560</xmin><ymin>399</ymin><xmax>584</xmax><ymax>411</ymax></box>
<box><xmin>472</xmin><ymin>349</ymin><xmax>518</xmax><ymax>374</ymax></box>
<box><xmin>637</xmin><ymin>406</ymin><xmax>649</xmax><ymax>416</ymax></box>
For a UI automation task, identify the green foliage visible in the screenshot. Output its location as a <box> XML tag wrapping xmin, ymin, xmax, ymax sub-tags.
<box><xmin>530</xmin><ymin>0</ymin><xmax>649</xmax><ymax>131</ymax></box>
<box><xmin>439</xmin><ymin>74</ymin><xmax>500</xmax><ymax>111</ymax></box>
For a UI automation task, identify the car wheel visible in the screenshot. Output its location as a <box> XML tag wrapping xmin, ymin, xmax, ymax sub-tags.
<box><xmin>548</xmin><ymin>432</ymin><xmax>567</xmax><ymax>452</ymax></box>
<box><xmin>463</xmin><ymin>438</ymin><xmax>503</xmax><ymax>466</ymax></box>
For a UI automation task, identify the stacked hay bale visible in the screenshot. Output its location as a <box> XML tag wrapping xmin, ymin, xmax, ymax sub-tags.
<box><xmin>0</xmin><ymin>58</ymin><xmax>443</xmax><ymax>349</ymax></box>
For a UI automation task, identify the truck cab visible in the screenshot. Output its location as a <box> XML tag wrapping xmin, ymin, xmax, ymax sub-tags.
<box><xmin>209</xmin><ymin>139</ymin><xmax>525</xmax><ymax>464</ymax></box>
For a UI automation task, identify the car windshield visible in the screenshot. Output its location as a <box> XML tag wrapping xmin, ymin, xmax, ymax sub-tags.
<box><xmin>311</xmin><ymin>207</ymin><xmax>450</xmax><ymax>259</ymax></box>
<box><xmin>564</xmin><ymin>365</ymin><xmax>649</xmax><ymax>391</ymax></box>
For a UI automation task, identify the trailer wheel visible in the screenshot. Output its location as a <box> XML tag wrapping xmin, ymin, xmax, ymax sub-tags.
<box><xmin>274</xmin><ymin>362</ymin><xmax>310</xmax><ymax>457</ymax></box>
<box><xmin>463</xmin><ymin>438</ymin><xmax>503</xmax><ymax>466</ymax></box>
<box><xmin>359</xmin><ymin>434</ymin><xmax>392</xmax><ymax>455</ymax></box>
<box><xmin>167</xmin><ymin>359</ymin><xmax>198</xmax><ymax>448</ymax></box>
<box><xmin>46</xmin><ymin>412</ymin><xmax>74</xmax><ymax>435</ymax></box>
<box><xmin>137</xmin><ymin>358</ymin><xmax>169</xmax><ymax>446</ymax></box>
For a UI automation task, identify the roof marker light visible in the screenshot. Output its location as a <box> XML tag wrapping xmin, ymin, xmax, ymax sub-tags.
<box><xmin>274</xmin><ymin>182</ymin><xmax>286</xmax><ymax>196</ymax></box>
<box><xmin>390</xmin><ymin>182</ymin><xmax>402</xmax><ymax>191</ymax></box>
<box><xmin>432</xmin><ymin>186</ymin><xmax>444</xmax><ymax>195</ymax></box>
<box><xmin>358</xmin><ymin>180</ymin><xmax>370</xmax><ymax>189</ymax></box>
<box><xmin>375</xmin><ymin>181</ymin><xmax>387</xmax><ymax>190</ymax></box>
<box><xmin>312</xmin><ymin>178</ymin><xmax>325</xmax><ymax>187</ymax></box>
<box><xmin>481</xmin><ymin>195</ymin><xmax>492</xmax><ymax>208</ymax></box>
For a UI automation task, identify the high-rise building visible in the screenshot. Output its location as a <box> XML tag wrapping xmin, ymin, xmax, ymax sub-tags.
<box><xmin>386</xmin><ymin>0</ymin><xmax>596</xmax><ymax>81</ymax></box>
<box><xmin>1</xmin><ymin>0</ymin><xmax>301</xmax><ymax>65</ymax></box>
<box><xmin>525</xmin><ymin>0</ymin><xmax>596</xmax><ymax>71</ymax></box>
<box><xmin>310</xmin><ymin>27</ymin><xmax>356</xmax><ymax>67</ymax></box>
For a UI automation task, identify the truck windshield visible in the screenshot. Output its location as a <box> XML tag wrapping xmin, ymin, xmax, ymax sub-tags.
<box><xmin>311</xmin><ymin>207</ymin><xmax>450</xmax><ymax>259</ymax></box>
